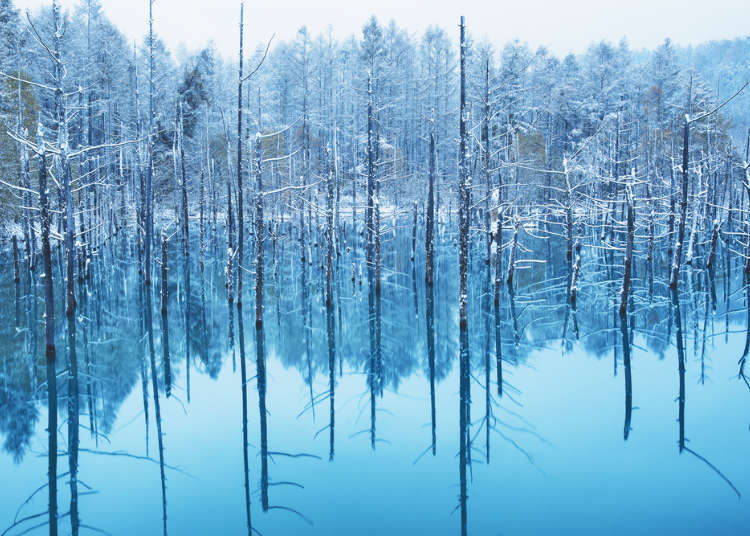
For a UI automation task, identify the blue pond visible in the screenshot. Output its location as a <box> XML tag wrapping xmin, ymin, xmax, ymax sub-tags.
<box><xmin>1</xmin><ymin>222</ymin><xmax>748</xmax><ymax>535</ymax></box>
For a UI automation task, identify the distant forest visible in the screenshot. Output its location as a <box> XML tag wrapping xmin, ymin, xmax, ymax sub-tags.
<box><xmin>0</xmin><ymin>0</ymin><xmax>749</xmax><ymax>230</ymax></box>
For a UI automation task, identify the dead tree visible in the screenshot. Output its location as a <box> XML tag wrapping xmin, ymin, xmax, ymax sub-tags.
<box><xmin>426</xmin><ymin>125</ymin><xmax>436</xmax><ymax>287</ymax></box>
<box><xmin>620</xmin><ymin>183</ymin><xmax>634</xmax><ymax>315</ymax></box>
<box><xmin>37</xmin><ymin>133</ymin><xmax>58</xmax><ymax>536</ymax></box>
<box><xmin>457</xmin><ymin>16</ymin><xmax>470</xmax><ymax>536</ymax></box>
<box><xmin>236</xmin><ymin>0</ymin><xmax>245</xmax><ymax>307</ymax></box>
<box><xmin>145</xmin><ymin>0</ymin><xmax>155</xmax><ymax>287</ymax></box>
<box><xmin>254</xmin><ymin>130</ymin><xmax>264</xmax><ymax>327</ymax></box>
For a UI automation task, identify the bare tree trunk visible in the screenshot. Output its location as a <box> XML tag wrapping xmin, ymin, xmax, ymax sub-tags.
<box><xmin>325</xmin><ymin>145</ymin><xmax>336</xmax><ymax>459</ymax></box>
<box><xmin>570</xmin><ymin>241</ymin><xmax>582</xmax><ymax>306</ymax></box>
<box><xmin>457</xmin><ymin>16</ymin><xmax>469</xmax><ymax>536</ymax></box>
<box><xmin>506</xmin><ymin>217</ymin><xmax>518</xmax><ymax>286</ymax></box>
<box><xmin>222</xmin><ymin>108</ymin><xmax>237</xmax><ymax>314</ymax></box>
<box><xmin>365</xmin><ymin>72</ymin><xmax>380</xmax><ymax>409</ymax></box>
<box><xmin>620</xmin><ymin>189</ymin><xmax>634</xmax><ymax>315</ymax></box>
<box><xmin>199</xmin><ymin>166</ymin><xmax>205</xmax><ymax>272</ymax></box>
<box><xmin>12</xmin><ymin>235</ymin><xmax>19</xmax><ymax>284</ymax></box>
<box><xmin>49</xmin><ymin>5</ymin><xmax>80</xmax><ymax>533</ymax></box>
<box><xmin>494</xmin><ymin>203</ymin><xmax>503</xmax><ymax>397</ymax></box>
<box><xmin>145</xmin><ymin>0</ymin><xmax>155</xmax><ymax>287</ymax></box>
<box><xmin>177</xmin><ymin>108</ymin><xmax>191</xmax><ymax>403</ymax></box>
<box><xmin>670</xmin><ymin>99</ymin><xmax>691</xmax><ymax>289</ymax></box>
<box><xmin>254</xmin><ymin>131</ymin><xmax>264</xmax><ymax>327</ymax></box>
<box><xmin>366</xmin><ymin>73</ymin><xmax>375</xmax><ymax>293</ymax></box>
<box><xmin>160</xmin><ymin>232</ymin><xmax>171</xmax><ymax>397</ymax></box>
<box><xmin>426</xmin><ymin>129</ymin><xmax>435</xmax><ymax>286</ymax></box>
<box><xmin>236</xmin><ymin>1</ymin><xmax>245</xmax><ymax>307</ymax></box>
<box><xmin>411</xmin><ymin>200</ymin><xmax>418</xmax><ymax>262</ymax></box>
<box><xmin>38</xmin><ymin>144</ymin><xmax>58</xmax><ymax>536</ymax></box>
<box><xmin>707</xmin><ymin>221</ymin><xmax>721</xmax><ymax>270</ymax></box>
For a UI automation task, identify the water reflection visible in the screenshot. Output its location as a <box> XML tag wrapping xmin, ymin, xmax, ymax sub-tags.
<box><xmin>0</xmin><ymin>218</ymin><xmax>749</xmax><ymax>535</ymax></box>
<box><xmin>621</xmin><ymin>309</ymin><xmax>632</xmax><ymax>441</ymax></box>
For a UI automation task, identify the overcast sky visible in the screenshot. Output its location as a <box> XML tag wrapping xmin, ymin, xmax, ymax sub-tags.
<box><xmin>14</xmin><ymin>0</ymin><xmax>750</xmax><ymax>59</ymax></box>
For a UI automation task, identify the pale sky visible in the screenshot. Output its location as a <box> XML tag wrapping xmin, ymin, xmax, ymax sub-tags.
<box><xmin>14</xmin><ymin>0</ymin><xmax>750</xmax><ymax>59</ymax></box>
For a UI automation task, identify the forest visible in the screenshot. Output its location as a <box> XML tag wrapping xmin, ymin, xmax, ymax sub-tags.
<box><xmin>1</xmin><ymin>0</ymin><xmax>749</xmax><ymax>535</ymax></box>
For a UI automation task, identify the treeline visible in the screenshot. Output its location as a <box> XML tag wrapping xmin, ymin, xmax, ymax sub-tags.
<box><xmin>0</xmin><ymin>0</ymin><xmax>747</xmax><ymax>236</ymax></box>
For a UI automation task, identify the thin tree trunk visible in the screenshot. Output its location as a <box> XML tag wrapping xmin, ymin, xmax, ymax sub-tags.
<box><xmin>457</xmin><ymin>16</ymin><xmax>469</xmax><ymax>536</ymax></box>
<box><xmin>39</xmin><ymin>145</ymin><xmax>58</xmax><ymax>536</ymax></box>
<box><xmin>670</xmin><ymin>98</ymin><xmax>691</xmax><ymax>289</ymax></box>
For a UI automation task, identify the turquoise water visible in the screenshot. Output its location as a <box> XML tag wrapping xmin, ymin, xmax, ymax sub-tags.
<box><xmin>1</xmin><ymin>223</ymin><xmax>748</xmax><ymax>535</ymax></box>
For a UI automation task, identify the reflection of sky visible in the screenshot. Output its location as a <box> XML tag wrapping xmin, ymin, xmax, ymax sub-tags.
<box><xmin>2</xmin><ymin>326</ymin><xmax>748</xmax><ymax>535</ymax></box>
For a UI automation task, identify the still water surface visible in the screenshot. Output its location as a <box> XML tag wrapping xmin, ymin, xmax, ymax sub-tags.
<box><xmin>1</xmin><ymin>223</ymin><xmax>748</xmax><ymax>535</ymax></box>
